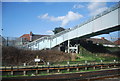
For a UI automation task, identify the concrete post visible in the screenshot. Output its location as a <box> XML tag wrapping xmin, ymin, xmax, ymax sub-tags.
<box><xmin>67</xmin><ymin>68</ymin><xmax>70</xmax><ymax>72</ymax></box>
<box><xmin>11</xmin><ymin>66</ymin><xmax>13</xmax><ymax>75</ymax></box>
<box><xmin>47</xmin><ymin>69</ymin><xmax>49</xmax><ymax>73</ymax></box>
<box><xmin>36</xmin><ymin>56</ymin><xmax>39</xmax><ymax>67</ymax></box>
<box><xmin>36</xmin><ymin>70</ymin><xmax>38</xmax><ymax>75</ymax></box>
<box><xmin>76</xmin><ymin>68</ymin><xmax>79</xmax><ymax>71</ymax></box>
<box><xmin>108</xmin><ymin>65</ymin><xmax>110</xmax><ymax>68</ymax></box>
<box><xmin>67</xmin><ymin>61</ymin><xmax>70</xmax><ymax>72</ymax></box>
<box><xmin>47</xmin><ymin>62</ymin><xmax>50</xmax><ymax>73</ymax></box>
<box><xmin>100</xmin><ymin>60</ymin><xmax>103</xmax><ymax>69</ymax></box>
<box><xmin>114</xmin><ymin>60</ymin><xmax>116</xmax><ymax>67</ymax></box>
<box><xmin>58</xmin><ymin>64</ymin><xmax>60</xmax><ymax>73</ymax></box>
<box><xmin>11</xmin><ymin>71</ymin><xmax>13</xmax><ymax>75</ymax></box>
<box><xmin>93</xmin><ymin>66</ymin><xmax>96</xmax><ymax>70</ymax></box>
<box><xmin>23</xmin><ymin>71</ymin><xmax>26</xmax><ymax>75</ymax></box>
<box><xmin>85</xmin><ymin>61</ymin><xmax>87</xmax><ymax>70</ymax></box>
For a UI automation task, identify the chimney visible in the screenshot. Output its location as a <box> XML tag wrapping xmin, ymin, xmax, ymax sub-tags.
<box><xmin>30</xmin><ymin>31</ymin><xmax>33</xmax><ymax>41</ymax></box>
<box><xmin>30</xmin><ymin>31</ymin><xmax>33</xmax><ymax>36</ymax></box>
<box><xmin>101</xmin><ymin>37</ymin><xmax>105</xmax><ymax>40</ymax></box>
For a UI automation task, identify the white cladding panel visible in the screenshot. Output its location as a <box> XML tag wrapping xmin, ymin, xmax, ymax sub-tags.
<box><xmin>93</xmin><ymin>9</ymin><xmax>118</xmax><ymax>32</ymax></box>
<box><xmin>51</xmin><ymin>38</ymin><xmax>57</xmax><ymax>47</ymax></box>
<box><xmin>67</xmin><ymin>29</ymin><xmax>77</xmax><ymax>40</ymax></box>
<box><xmin>24</xmin><ymin>7</ymin><xmax>120</xmax><ymax>50</ymax></box>
<box><xmin>56</xmin><ymin>35</ymin><xmax>63</xmax><ymax>44</ymax></box>
<box><xmin>118</xmin><ymin>8</ymin><xmax>120</xmax><ymax>25</ymax></box>
<box><xmin>63</xmin><ymin>33</ymin><xmax>68</xmax><ymax>41</ymax></box>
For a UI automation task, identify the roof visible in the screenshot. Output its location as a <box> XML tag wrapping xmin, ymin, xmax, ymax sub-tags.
<box><xmin>20</xmin><ymin>34</ymin><xmax>30</xmax><ymax>41</ymax></box>
<box><xmin>20</xmin><ymin>32</ymin><xmax>50</xmax><ymax>41</ymax></box>
<box><xmin>114</xmin><ymin>38</ymin><xmax>120</xmax><ymax>45</ymax></box>
<box><xmin>86</xmin><ymin>38</ymin><xmax>114</xmax><ymax>45</ymax></box>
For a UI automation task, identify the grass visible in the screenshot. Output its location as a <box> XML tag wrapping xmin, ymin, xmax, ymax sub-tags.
<box><xmin>75</xmin><ymin>46</ymin><xmax>119</xmax><ymax>63</ymax></box>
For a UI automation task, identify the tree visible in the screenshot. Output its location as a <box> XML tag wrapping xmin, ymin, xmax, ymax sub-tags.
<box><xmin>53</xmin><ymin>27</ymin><xmax>65</xmax><ymax>34</ymax></box>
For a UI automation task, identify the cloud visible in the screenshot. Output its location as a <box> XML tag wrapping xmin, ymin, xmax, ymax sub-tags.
<box><xmin>73</xmin><ymin>4</ymin><xmax>84</xmax><ymax>9</ymax></box>
<box><xmin>38</xmin><ymin>11</ymin><xmax>83</xmax><ymax>27</ymax></box>
<box><xmin>46</xmin><ymin>30</ymin><xmax>54</xmax><ymax>35</ymax></box>
<box><xmin>87</xmin><ymin>2</ymin><xmax>108</xmax><ymax>16</ymax></box>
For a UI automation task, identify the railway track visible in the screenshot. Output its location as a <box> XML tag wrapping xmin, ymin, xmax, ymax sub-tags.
<box><xmin>1</xmin><ymin>62</ymin><xmax>120</xmax><ymax>81</ymax></box>
<box><xmin>2</xmin><ymin>68</ymin><xmax>120</xmax><ymax>81</ymax></box>
<box><xmin>1</xmin><ymin>62</ymin><xmax>119</xmax><ymax>72</ymax></box>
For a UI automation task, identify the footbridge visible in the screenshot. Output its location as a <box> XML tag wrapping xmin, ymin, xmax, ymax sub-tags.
<box><xmin>22</xmin><ymin>2</ymin><xmax>120</xmax><ymax>53</ymax></box>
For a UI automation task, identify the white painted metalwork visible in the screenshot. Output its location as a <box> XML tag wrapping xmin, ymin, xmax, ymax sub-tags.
<box><xmin>22</xmin><ymin>2</ymin><xmax>120</xmax><ymax>51</ymax></box>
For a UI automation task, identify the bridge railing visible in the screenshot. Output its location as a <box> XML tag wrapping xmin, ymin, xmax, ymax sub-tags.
<box><xmin>22</xmin><ymin>2</ymin><xmax>120</xmax><ymax>50</ymax></box>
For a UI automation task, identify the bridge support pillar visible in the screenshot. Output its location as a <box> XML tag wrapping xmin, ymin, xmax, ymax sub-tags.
<box><xmin>68</xmin><ymin>40</ymin><xmax>70</xmax><ymax>53</ymax></box>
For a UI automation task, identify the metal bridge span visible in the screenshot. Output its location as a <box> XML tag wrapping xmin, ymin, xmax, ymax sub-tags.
<box><xmin>23</xmin><ymin>3</ymin><xmax>120</xmax><ymax>53</ymax></box>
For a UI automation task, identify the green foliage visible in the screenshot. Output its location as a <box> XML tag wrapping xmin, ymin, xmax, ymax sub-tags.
<box><xmin>76</xmin><ymin>46</ymin><xmax>119</xmax><ymax>63</ymax></box>
<box><xmin>53</xmin><ymin>27</ymin><xmax>65</xmax><ymax>34</ymax></box>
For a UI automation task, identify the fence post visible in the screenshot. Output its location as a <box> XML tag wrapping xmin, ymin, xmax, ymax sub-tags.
<box><xmin>11</xmin><ymin>66</ymin><xmax>13</xmax><ymax>75</ymax></box>
<box><xmin>23</xmin><ymin>71</ymin><xmax>26</xmax><ymax>76</ymax></box>
<box><xmin>57</xmin><ymin>64</ymin><xmax>60</xmax><ymax>73</ymax></box>
<box><xmin>47</xmin><ymin>62</ymin><xmax>50</xmax><ymax>73</ymax></box>
<box><xmin>67</xmin><ymin>61</ymin><xmax>70</xmax><ymax>72</ymax></box>
<box><xmin>100</xmin><ymin>60</ymin><xmax>103</xmax><ymax>69</ymax></box>
<box><xmin>93</xmin><ymin>63</ymin><xmax>96</xmax><ymax>70</ymax></box>
<box><xmin>76</xmin><ymin>64</ymin><xmax>79</xmax><ymax>71</ymax></box>
<box><xmin>85</xmin><ymin>61</ymin><xmax>87</xmax><ymax>70</ymax></box>
<box><xmin>36</xmin><ymin>66</ymin><xmax>38</xmax><ymax>75</ymax></box>
<box><xmin>114</xmin><ymin>60</ymin><xmax>116</xmax><ymax>67</ymax></box>
<box><xmin>108</xmin><ymin>64</ymin><xmax>110</xmax><ymax>68</ymax></box>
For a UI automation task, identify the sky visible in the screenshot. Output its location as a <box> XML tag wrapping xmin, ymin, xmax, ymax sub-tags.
<box><xmin>1</xmin><ymin>1</ymin><xmax>120</xmax><ymax>41</ymax></box>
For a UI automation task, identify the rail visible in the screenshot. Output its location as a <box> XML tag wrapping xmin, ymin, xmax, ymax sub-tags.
<box><xmin>1</xmin><ymin>62</ymin><xmax>120</xmax><ymax>77</ymax></box>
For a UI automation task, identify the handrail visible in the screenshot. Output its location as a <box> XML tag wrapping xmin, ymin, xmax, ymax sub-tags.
<box><xmin>22</xmin><ymin>2</ymin><xmax>120</xmax><ymax>49</ymax></box>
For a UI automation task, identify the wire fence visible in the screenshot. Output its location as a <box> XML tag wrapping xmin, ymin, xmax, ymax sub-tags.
<box><xmin>0</xmin><ymin>36</ymin><xmax>29</xmax><ymax>47</ymax></box>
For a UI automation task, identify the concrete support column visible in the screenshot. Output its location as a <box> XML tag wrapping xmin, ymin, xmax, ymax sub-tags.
<box><xmin>68</xmin><ymin>40</ymin><xmax>70</xmax><ymax>53</ymax></box>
